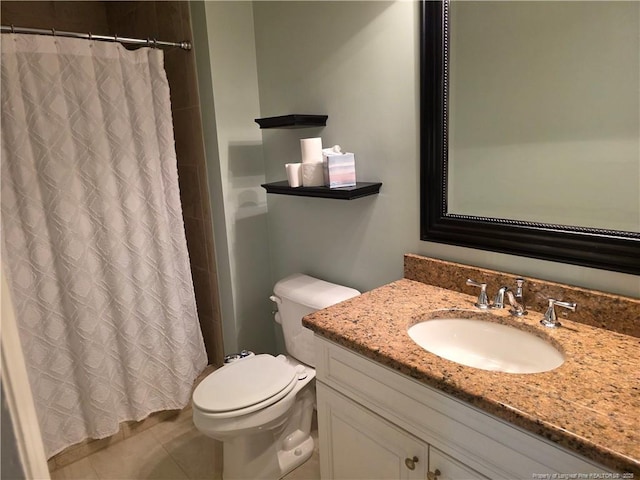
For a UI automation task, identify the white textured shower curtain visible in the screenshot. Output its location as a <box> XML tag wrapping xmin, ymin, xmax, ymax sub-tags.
<box><xmin>1</xmin><ymin>34</ymin><xmax>207</xmax><ymax>457</ymax></box>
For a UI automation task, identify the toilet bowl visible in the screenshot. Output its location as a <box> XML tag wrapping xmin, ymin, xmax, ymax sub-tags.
<box><xmin>193</xmin><ymin>354</ymin><xmax>316</xmax><ymax>479</ymax></box>
<box><xmin>192</xmin><ymin>274</ymin><xmax>360</xmax><ymax>480</ymax></box>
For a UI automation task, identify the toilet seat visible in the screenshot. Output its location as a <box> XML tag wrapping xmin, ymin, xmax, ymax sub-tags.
<box><xmin>193</xmin><ymin>354</ymin><xmax>298</xmax><ymax>418</ymax></box>
<box><xmin>199</xmin><ymin>376</ymin><xmax>298</xmax><ymax>419</ymax></box>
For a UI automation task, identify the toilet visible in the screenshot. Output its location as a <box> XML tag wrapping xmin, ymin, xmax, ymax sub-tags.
<box><xmin>192</xmin><ymin>273</ymin><xmax>360</xmax><ymax>480</ymax></box>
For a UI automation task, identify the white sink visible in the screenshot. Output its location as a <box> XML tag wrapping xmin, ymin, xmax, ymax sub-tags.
<box><xmin>407</xmin><ymin>318</ymin><xmax>564</xmax><ymax>374</ymax></box>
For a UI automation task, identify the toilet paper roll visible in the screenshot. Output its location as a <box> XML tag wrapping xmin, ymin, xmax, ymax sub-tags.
<box><xmin>302</xmin><ymin>162</ymin><xmax>325</xmax><ymax>187</ymax></box>
<box><xmin>285</xmin><ymin>163</ymin><xmax>303</xmax><ymax>188</ymax></box>
<box><xmin>300</xmin><ymin>137</ymin><xmax>323</xmax><ymax>164</ymax></box>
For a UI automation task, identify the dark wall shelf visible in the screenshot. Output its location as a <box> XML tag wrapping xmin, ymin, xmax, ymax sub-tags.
<box><xmin>261</xmin><ymin>181</ymin><xmax>382</xmax><ymax>200</ymax></box>
<box><xmin>255</xmin><ymin>114</ymin><xmax>328</xmax><ymax>129</ymax></box>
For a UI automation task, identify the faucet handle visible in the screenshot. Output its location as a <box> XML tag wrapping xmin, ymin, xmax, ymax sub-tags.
<box><xmin>466</xmin><ymin>279</ymin><xmax>490</xmax><ymax>309</ymax></box>
<box><xmin>540</xmin><ymin>298</ymin><xmax>577</xmax><ymax>328</ymax></box>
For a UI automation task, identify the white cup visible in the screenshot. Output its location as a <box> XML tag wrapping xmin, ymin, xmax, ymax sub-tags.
<box><xmin>285</xmin><ymin>163</ymin><xmax>303</xmax><ymax>187</ymax></box>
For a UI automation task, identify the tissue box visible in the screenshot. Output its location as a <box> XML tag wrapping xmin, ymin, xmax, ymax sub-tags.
<box><xmin>323</xmin><ymin>153</ymin><xmax>356</xmax><ymax>188</ymax></box>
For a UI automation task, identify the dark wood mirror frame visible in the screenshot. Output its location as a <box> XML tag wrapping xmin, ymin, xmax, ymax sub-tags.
<box><xmin>419</xmin><ymin>0</ymin><xmax>640</xmax><ymax>275</ymax></box>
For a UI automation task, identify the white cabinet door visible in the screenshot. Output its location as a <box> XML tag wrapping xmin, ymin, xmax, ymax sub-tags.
<box><xmin>317</xmin><ymin>383</ymin><xmax>428</xmax><ymax>480</ymax></box>
<box><xmin>429</xmin><ymin>446</ymin><xmax>489</xmax><ymax>480</ymax></box>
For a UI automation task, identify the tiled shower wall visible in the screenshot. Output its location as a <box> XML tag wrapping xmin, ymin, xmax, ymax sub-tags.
<box><xmin>0</xmin><ymin>1</ymin><xmax>224</xmax><ymax>366</ymax></box>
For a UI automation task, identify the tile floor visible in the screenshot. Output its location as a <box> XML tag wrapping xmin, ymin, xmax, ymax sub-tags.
<box><xmin>49</xmin><ymin>406</ymin><xmax>321</xmax><ymax>480</ymax></box>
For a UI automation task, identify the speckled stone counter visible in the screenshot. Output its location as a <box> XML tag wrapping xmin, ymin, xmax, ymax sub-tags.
<box><xmin>303</xmin><ymin>257</ymin><xmax>640</xmax><ymax>474</ymax></box>
<box><xmin>404</xmin><ymin>254</ymin><xmax>640</xmax><ymax>338</ymax></box>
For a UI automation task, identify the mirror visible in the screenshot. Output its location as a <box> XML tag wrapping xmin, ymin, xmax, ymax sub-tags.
<box><xmin>420</xmin><ymin>0</ymin><xmax>640</xmax><ymax>275</ymax></box>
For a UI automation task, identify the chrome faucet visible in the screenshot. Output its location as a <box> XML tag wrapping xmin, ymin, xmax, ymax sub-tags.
<box><xmin>505</xmin><ymin>289</ymin><xmax>527</xmax><ymax>316</ymax></box>
<box><xmin>466</xmin><ymin>279</ymin><xmax>490</xmax><ymax>309</ymax></box>
<box><xmin>492</xmin><ymin>286</ymin><xmax>508</xmax><ymax>309</ymax></box>
<box><xmin>491</xmin><ymin>278</ymin><xmax>527</xmax><ymax>316</ymax></box>
<box><xmin>467</xmin><ymin>277</ymin><xmax>527</xmax><ymax>315</ymax></box>
<box><xmin>540</xmin><ymin>298</ymin><xmax>577</xmax><ymax>328</ymax></box>
<box><xmin>514</xmin><ymin>277</ymin><xmax>525</xmax><ymax>308</ymax></box>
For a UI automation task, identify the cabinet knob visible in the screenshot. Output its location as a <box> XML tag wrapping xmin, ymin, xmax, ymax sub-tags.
<box><xmin>404</xmin><ymin>456</ymin><xmax>419</xmax><ymax>470</ymax></box>
<box><xmin>427</xmin><ymin>469</ymin><xmax>441</xmax><ymax>480</ymax></box>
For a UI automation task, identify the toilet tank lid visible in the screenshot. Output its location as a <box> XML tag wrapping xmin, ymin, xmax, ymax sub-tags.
<box><xmin>273</xmin><ymin>273</ymin><xmax>360</xmax><ymax>310</ymax></box>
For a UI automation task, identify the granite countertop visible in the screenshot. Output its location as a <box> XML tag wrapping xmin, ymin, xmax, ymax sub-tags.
<box><xmin>303</xmin><ymin>279</ymin><xmax>640</xmax><ymax>474</ymax></box>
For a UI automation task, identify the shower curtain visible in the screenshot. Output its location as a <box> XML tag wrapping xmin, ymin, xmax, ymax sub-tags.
<box><xmin>1</xmin><ymin>34</ymin><xmax>207</xmax><ymax>457</ymax></box>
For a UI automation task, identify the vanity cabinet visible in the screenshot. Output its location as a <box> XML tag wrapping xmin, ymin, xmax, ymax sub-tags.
<box><xmin>429</xmin><ymin>447</ymin><xmax>490</xmax><ymax>480</ymax></box>
<box><xmin>314</xmin><ymin>336</ymin><xmax>611</xmax><ymax>480</ymax></box>
<box><xmin>318</xmin><ymin>384</ymin><xmax>428</xmax><ymax>479</ymax></box>
<box><xmin>318</xmin><ymin>384</ymin><xmax>486</xmax><ymax>479</ymax></box>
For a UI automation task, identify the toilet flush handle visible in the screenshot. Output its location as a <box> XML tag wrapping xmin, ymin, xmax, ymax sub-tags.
<box><xmin>269</xmin><ymin>295</ymin><xmax>282</xmax><ymax>324</ymax></box>
<box><xmin>269</xmin><ymin>295</ymin><xmax>281</xmax><ymax>305</ymax></box>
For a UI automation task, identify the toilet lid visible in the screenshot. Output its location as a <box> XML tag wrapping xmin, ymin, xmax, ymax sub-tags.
<box><xmin>192</xmin><ymin>354</ymin><xmax>297</xmax><ymax>413</ymax></box>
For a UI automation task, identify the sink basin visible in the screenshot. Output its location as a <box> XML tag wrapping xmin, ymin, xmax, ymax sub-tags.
<box><xmin>407</xmin><ymin>318</ymin><xmax>564</xmax><ymax>374</ymax></box>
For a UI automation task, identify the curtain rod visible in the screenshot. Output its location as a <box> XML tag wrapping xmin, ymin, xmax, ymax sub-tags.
<box><xmin>0</xmin><ymin>25</ymin><xmax>192</xmax><ymax>51</ymax></box>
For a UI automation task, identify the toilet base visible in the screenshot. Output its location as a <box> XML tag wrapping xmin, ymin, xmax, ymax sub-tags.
<box><xmin>277</xmin><ymin>433</ymin><xmax>314</xmax><ymax>478</ymax></box>
<box><xmin>223</xmin><ymin>430</ymin><xmax>314</xmax><ymax>480</ymax></box>
<box><xmin>222</xmin><ymin>386</ymin><xmax>316</xmax><ymax>480</ymax></box>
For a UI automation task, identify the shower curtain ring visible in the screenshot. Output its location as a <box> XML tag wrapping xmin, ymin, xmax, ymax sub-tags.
<box><xmin>10</xmin><ymin>24</ymin><xmax>15</xmax><ymax>33</ymax></box>
<box><xmin>51</xmin><ymin>28</ymin><xmax>56</xmax><ymax>36</ymax></box>
<box><xmin>152</xmin><ymin>38</ymin><xmax>158</xmax><ymax>49</ymax></box>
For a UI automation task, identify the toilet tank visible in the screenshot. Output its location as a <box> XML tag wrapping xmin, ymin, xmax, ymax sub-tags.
<box><xmin>271</xmin><ymin>274</ymin><xmax>360</xmax><ymax>366</ymax></box>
